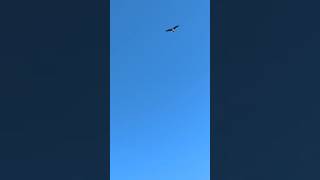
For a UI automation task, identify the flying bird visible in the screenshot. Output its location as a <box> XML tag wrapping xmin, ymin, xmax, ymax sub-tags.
<box><xmin>166</xmin><ymin>25</ymin><xmax>179</xmax><ymax>32</ymax></box>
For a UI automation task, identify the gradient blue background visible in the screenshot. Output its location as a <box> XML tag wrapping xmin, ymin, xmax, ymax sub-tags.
<box><xmin>111</xmin><ymin>0</ymin><xmax>210</xmax><ymax>179</ymax></box>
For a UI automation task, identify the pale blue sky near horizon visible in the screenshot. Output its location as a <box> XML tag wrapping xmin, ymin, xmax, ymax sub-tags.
<box><xmin>111</xmin><ymin>0</ymin><xmax>210</xmax><ymax>179</ymax></box>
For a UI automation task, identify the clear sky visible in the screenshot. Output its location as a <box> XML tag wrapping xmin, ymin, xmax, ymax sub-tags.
<box><xmin>111</xmin><ymin>0</ymin><xmax>210</xmax><ymax>179</ymax></box>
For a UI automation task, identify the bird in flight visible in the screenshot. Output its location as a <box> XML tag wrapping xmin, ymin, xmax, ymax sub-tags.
<box><xmin>166</xmin><ymin>25</ymin><xmax>179</xmax><ymax>32</ymax></box>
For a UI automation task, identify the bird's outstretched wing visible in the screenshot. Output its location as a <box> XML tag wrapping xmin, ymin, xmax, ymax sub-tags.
<box><xmin>165</xmin><ymin>25</ymin><xmax>179</xmax><ymax>32</ymax></box>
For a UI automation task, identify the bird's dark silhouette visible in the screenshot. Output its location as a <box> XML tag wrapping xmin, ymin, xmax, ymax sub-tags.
<box><xmin>166</xmin><ymin>25</ymin><xmax>179</xmax><ymax>32</ymax></box>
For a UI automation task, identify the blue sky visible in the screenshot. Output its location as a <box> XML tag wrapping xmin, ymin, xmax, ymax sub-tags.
<box><xmin>111</xmin><ymin>0</ymin><xmax>210</xmax><ymax>179</ymax></box>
